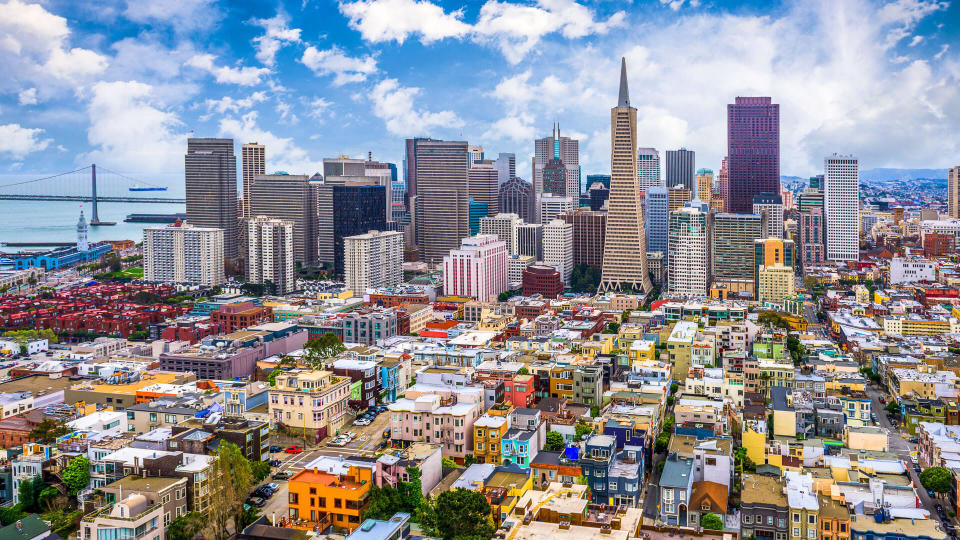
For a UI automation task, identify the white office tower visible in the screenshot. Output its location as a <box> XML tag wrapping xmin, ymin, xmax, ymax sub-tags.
<box><xmin>517</xmin><ymin>223</ymin><xmax>543</xmax><ymax>260</ymax></box>
<box><xmin>468</xmin><ymin>145</ymin><xmax>484</xmax><ymax>166</ymax></box>
<box><xmin>637</xmin><ymin>148</ymin><xmax>661</xmax><ymax>192</ymax></box>
<box><xmin>246</xmin><ymin>217</ymin><xmax>295</xmax><ymax>294</ymax></box>
<box><xmin>824</xmin><ymin>154</ymin><xmax>860</xmax><ymax>261</ymax></box>
<box><xmin>668</xmin><ymin>206</ymin><xmax>709</xmax><ymax>297</ymax></box>
<box><xmin>344</xmin><ymin>230</ymin><xmax>404</xmax><ymax>296</ymax></box>
<box><xmin>543</xmin><ymin>219</ymin><xmax>574</xmax><ymax>284</ymax></box>
<box><xmin>508</xmin><ymin>254</ymin><xmax>536</xmax><ymax>286</ymax></box>
<box><xmin>480</xmin><ymin>213</ymin><xmax>522</xmax><ymax>255</ymax></box>
<box><xmin>143</xmin><ymin>221</ymin><xmax>225</xmax><ymax>287</ymax></box>
<box><xmin>442</xmin><ymin>234</ymin><xmax>508</xmax><ymax>301</ymax></box>
<box><xmin>752</xmin><ymin>192</ymin><xmax>784</xmax><ymax>239</ymax></box>
<box><xmin>540</xmin><ymin>195</ymin><xmax>575</xmax><ymax>224</ymax></box>
<box><xmin>534</xmin><ymin>126</ymin><xmax>580</xmax><ymax>200</ymax></box>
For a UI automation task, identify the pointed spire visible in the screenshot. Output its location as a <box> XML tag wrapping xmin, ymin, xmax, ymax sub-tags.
<box><xmin>618</xmin><ymin>56</ymin><xmax>630</xmax><ymax>108</ymax></box>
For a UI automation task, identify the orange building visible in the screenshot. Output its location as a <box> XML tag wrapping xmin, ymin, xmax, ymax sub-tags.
<box><xmin>210</xmin><ymin>302</ymin><xmax>272</xmax><ymax>333</ymax></box>
<box><xmin>287</xmin><ymin>465</ymin><xmax>372</xmax><ymax>533</ymax></box>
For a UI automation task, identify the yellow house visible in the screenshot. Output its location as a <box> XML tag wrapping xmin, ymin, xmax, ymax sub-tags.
<box><xmin>474</xmin><ymin>414</ymin><xmax>509</xmax><ymax>465</ymax></box>
<box><xmin>742</xmin><ymin>422</ymin><xmax>767</xmax><ymax>465</ymax></box>
<box><xmin>581</xmin><ymin>334</ymin><xmax>617</xmax><ymax>358</ymax></box>
<box><xmin>629</xmin><ymin>339</ymin><xmax>656</xmax><ymax>366</ymax></box>
<box><xmin>667</xmin><ymin>321</ymin><xmax>697</xmax><ymax>382</ymax></box>
<box><xmin>482</xmin><ymin>467</ymin><xmax>533</xmax><ymax>528</ymax></box>
<box><xmin>618</xmin><ymin>324</ymin><xmax>648</xmax><ymax>351</ymax></box>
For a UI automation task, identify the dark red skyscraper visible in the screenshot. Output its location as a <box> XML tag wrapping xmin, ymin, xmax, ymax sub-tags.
<box><xmin>725</xmin><ymin>97</ymin><xmax>779</xmax><ymax>213</ymax></box>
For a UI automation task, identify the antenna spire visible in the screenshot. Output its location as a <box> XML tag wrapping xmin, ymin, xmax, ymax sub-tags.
<box><xmin>618</xmin><ymin>57</ymin><xmax>630</xmax><ymax>107</ymax></box>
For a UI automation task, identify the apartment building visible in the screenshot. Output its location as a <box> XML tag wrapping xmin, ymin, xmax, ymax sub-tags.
<box><xmin>143</xmin><ymin>221</ymin><xmax>225</xmax><ymax>287</ymax></box>
<box><xmin>386</xmin><ymin>392</ymin><xmax>483</xmax><ymax>463</ymax></box>
<box><xmin>268</xmin><ymin>369</ymin><xmax>352</xmax><ymax>442</ymax></box>
<box><xmin>288</xmin><ymin>465</ymin><xmax>373</xmax><ymax>533</ymax></box>
<box><xmin>343</xmin><ymin>230</ymin><xmax>403</xmax><ymax>296</ymax></box>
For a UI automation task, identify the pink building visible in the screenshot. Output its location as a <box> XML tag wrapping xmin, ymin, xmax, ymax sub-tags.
<box><xmin>386</xmin><ymin>392</ymin><xmax>483</xmax><ymax>463</ymax></box>
<box><xmin>504</xmin><ymin>374</ymin><xmax>536</xmax><ymax>409</ymax></box>
<box><xmin>443</xmin><ymin>234</ymin><xmax>508</xmax><ymax>301</ymax></box>
<box><xmin>799</xmin><ymin>208</ymin><xmax>825</xmax><ymax>268</ymax></box>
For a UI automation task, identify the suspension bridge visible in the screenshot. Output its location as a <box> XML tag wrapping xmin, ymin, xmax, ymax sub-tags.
<box><xmin>0</xmin><ymin>164</ymin><xmax>184</xmax><ymax>225</ymax></box>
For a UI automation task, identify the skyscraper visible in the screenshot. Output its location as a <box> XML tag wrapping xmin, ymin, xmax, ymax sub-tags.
<box><xmin>144</xmin><ymin>221</ymin><xmax>225</xmax><ymax>287</ymax></box>
<box><xmin>637</xmin><ymin>148</ymin><xmax>661</xmax><ymax>192</ymax></box>
<box><xmin>413</xmin><ymin>140</ymin><xmax>470</xmax><ymax>264</ymax></box>
<box><xmin>824</xmin><ymin>154</ymin><xmax>859</xmax><ymax>262</ymax></box>
<box><xmin>479</xmin><ymin>213</ymin><xmax>522</xmax><ymax>255</ymax></box>
<box><xmin>498</xmin><ymin>177</ymin><xmax>535</xmax><ymax>223</ymax></box>
<box><xmin>247</xmin><ymin>173</ymin><xmax>315</xmax><ymax>265</ymax></box>
<box><xmin>752</xmin><ymin>192</ymin><xmax>784</xmax><ymax>239</ymax></box>
<box><xmin>644</xmin><ymin>187</ymin><xmax>669</xmax><ymax>260</ymax></box>
<box><xmin>494</xmin><ymin>153</ymin><xmax>516</xmax><ymax>186</ymax></box>
<box><xmin>543</xmin><ymin>219</ymin><xmax>574</xmax><ymax>284</ymax></box>
<box><xmin>754</xmin><ymin>237</ymin><xmax>794</xmax><ymax>286</ymax></box>
<box><xmin>598</xmin><ymin>58</ymin><xmax>652</xmax><ymax>293</ymax></box>
<box><xmin>668</xmin><ymin>206</ymin><xmax>709</xmax><ymax>297</ymax></box>
<box><xmin>534</xmin><ymin>125</ymin><xmax>580</xmax><ymax>202</ymax></box>
<box><xmin>560</xmin><ymin>209</ymin><xmax>606</xmax><ymax>267</ymax></box>
<box><xmin>799</xmin><ymin>208</ymin><xmax>825</xmax><ymax>269</ymax></box>
<box><xmin>517</xmin><ymin>223</ymin><xmax>543</xmax><ymax>260</ymax></box>
<box><xmin>539</xmin><ymin>194</ymin><xmax>575</xmax><ymax>224</ymax></box>
<box><xmin>317</xmin><ymin>182</ymin><xmax>387</xmax><ymax>275</ymax></box>
<box><xmin>241</xmin><ymin>143</ymin><xmax>265</xmax><ymax>219</ymax></box>
<box><xmin>726</xmin><ymin>96</ymin><xmax>780</xmax><ymax>213</ymax></box>
<box><xmin>246</xmin><ymin>217</ymin><xmax>295</xmax><ymax>294</ymax></box>
<box><xmin>712</xmin><ymin>213</ymin><xmax>765</xmax><ymax>293</ymax></box>
<box><xmin>185</xmin><ymin>138</ymin><xmax>238</xmax><ymax>260</ymax></box>
<box><xmin>442</xmin><ymin>234</ymin><xmax>507</xmax><ymax>301</ymax></box>
<box><xmin>542</xmin><ymin>157</ymin><xmax>568</xmax><ymax>196</ymax></box>
<box><xmin>344</xmin><ymin>230</ymin><xmax>404</xmax><ymax>295</ymax></box>
<box><xmin>695</xmin><ymin>169</ymin><xmax>713</xmax><ymax>203</ymax></box>
<box><xmin>949</xmin><ymin>166</ymin><xmax>960</xmax><ymax>218</ymax></box>
<box><xmin>665</xmin><ymin>149</ymin><xmax>695</xmax><ymax>190</ymax></box>
<box><xmin>468</xmin><ymin>145</ymin><xmax>484</xmax><ymax>167</ymax></box>
<box><xmin>468</xmin><ymin>160</ymin><xmax>499</xmax><ymax>217</ymax></box>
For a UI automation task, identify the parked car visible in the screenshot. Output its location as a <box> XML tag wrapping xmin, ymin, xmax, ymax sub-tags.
<box><xmin>246</xmin><ymin>496</ymin><xmax>266</xmax><ymax>508</ymax></box>
<box><xmin>253</xmin><ymin>487</ymin><xmax>273</xmax><ymax>498</ymax></box>
<box><xmin>272</xmin><ymin>471</ymin><xmax>291</xmax><ymax>480</ymax></box>
<box><xmin>267</xmin><ymin>483</ymin><xmax>279</xmax><ymax>491</ymax></box>
<box><xmin>268</xmin><ymin>459</ymin><xmax>282</xmax><ymax>467</ymax></box>
<box><xmin>284</xmin><ymin>446</ymin><xmax>302</xmax><ymax>454</ymax></box>
<box><xmin>269</xmin><ymin>445</ymin><xmax>283</xmax><ymax>452</ymax></box>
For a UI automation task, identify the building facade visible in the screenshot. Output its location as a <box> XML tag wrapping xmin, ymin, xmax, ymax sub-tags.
<box><xmin>246</xmin><ymin>217</ymin><xmax>295</xmax><ymax>294</ymax></box>
<box><xmin>665</xmin><ymin>148</ymin><xmax>696</xmax><ymax>191</ymax></box>
<box><xmin>712</xmin><ymin>213</ymin><xmax>764</xmax><ymax>293</ymax></box>
<box><xmin>824</xmin><ymin>154</ymin><xmax>860</xmax><ymax>262</ymax></box>
<box><xmin>543</xmin><ymin>219</ymin><xmax>574</xmax><ymax>284</ymax></box>
<box><xmin>247</xmin><ymin>173</ymin><xmax>315</xmax><ymax>265</ymax></box>
<box><xmin>143</xmin><ymin>222</ymin><xmax>225</xmax><ymax>287</ymax></box>
<box><xmin>317</xmin><ymin>182</ymin><xmax>387</xmax><ymax>276</ymax></box>
<box><xmin>669</xmin><ymin>206</ymin><xmax>710</xmax><ymax>297</ymax></box>
<box><xmin>645</xmin><ymin>186</ymin><xmax>669</xmax><ymax>259</ymax></box>
<box><xmin>343</xmin><ymin>230</ymin><xmax>404</xmax><ymax>295</ymax></box>
<box><xmin>753</xmin><ymin>192</ymin><xmax>784</xmax><ymax>239</ymax></box>
<box><xmin>185</xmin><ymin>138</ymin><xmax>238</xmax><ymax>260</ymax></box>
<box><xmin>240</xmin><ymin>142</ymin><xmax>265</xmax><ymax>219</ymax></box>
<box><xmin>498</xmin><ymin>177</ymin><xmax>535</xmax><ymax>223</ymax></box>
<box><xmin>414</xmin><ymin>139</ymin><xmax>470</xmax><ymax>264</ymax></box>
<box><xmin>637</xmin><ymin>147</ymin><xmax>661</xmax><ymax>192</ymax></box>
<box><xmin>443</xmin><ymin>234</ymin><xmax>508</xmax><ymax>301</ymax></box>
<box><xmin>480</xmin><ymin>213</ymin><xmax>522</xmax><ymax>255</ymax></box>
<box><xmin>725</xmin><ymin>97</ymin><xmax>780</xmax><ymax>213</ymax></box>
<box><xmin>799</xmin><ymin>208</ymin><xmax>825</xmax><ymax>268</ymax></box>
<box><xmin>560</xmin><ymin>209</ymin><xmax>606</xmax><ymax>268</ymax></box>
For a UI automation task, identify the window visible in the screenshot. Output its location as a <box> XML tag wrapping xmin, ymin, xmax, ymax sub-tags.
<box><xmin>823</xmin><ymin>522</ymin><xmax>830</xmax><ymax>531</ymax></box>
<box><xmin>808</xmin><ymin>515</ymin><xmax>816</xmax><ymax>525</ymax></box>
<box><xmin>793</xmin><ymin>528</ymin><xmax>800</xmax><ymax>537</ymax></box>
<box><xmin>289</xmin><ymin>493</ymin><xmax>298</xmax><ymax>504</ymax></box>
<box><xmin>744</xmin><ymin>515</ymin><xmax>753</xmax><ymax>524</ymax></box>
<box><xmin>807</xmin><ymin>530</ymin><xmax>816</xmax><ymax>539</ymax></box>
<box><xmin>767</xmin><ymin>516</ymin><xmax>774</xmax><ymax>525</ymax></box>
<box><xmin>793</xmin><ymin>513</ymin><xmax>800</xmax><ymax>523</ymax></box>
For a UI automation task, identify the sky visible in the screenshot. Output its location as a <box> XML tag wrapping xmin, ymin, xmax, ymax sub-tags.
<box><xmin>1</xmin><ymin>0</ymin><xmax>959</xmax><ymax>186</ymax></box>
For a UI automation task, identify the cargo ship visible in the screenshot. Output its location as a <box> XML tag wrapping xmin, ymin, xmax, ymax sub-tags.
<box><xmin>128</xmin><ymin>186</ymin><xmax>168</xmax><ymax>192</ymax></box>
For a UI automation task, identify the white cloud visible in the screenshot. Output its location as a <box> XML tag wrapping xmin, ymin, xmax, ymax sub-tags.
<box><xmin>82</xmin><ymin>80</ymin><xmax>185</xmax><ymax>172</ymax></box>
<box><xmin>218</xmin><ymin>111</ymin><xmax>322</xmax><ymax>173</ymax></box>
<box><xmin>482</xmin><ymin>113</ymin><xmax>535</xmax><ymax>142</ymax></box>
<box><xmin>251</xmin><ymin>12</ymin><xmax>302</xmax><ymax>66</ymax></box>
<box><xmin>124</xmin><ymin>0</ymin><xmax>221</xmax><ymax>31</ymax></box>
<box><xmin>43</xmin><ymin>47</ymin><xmax>109</xmax><ymax>80</ymax></box>
<box><xmin>201</xmin><ymin>92</ymin><xmax>268</xmax><ymax>118</ymax></box>
<box><xmin>308</xmin><ymin>97</ymin><xmax>332</xmax><ymax>120</ymax></box>
<box><xmin>369</xmin><ymin>78</ymin><xmax>462</xmax><ymax>136</ymax></box>
<box><xmin>18</xmin><ymin>88</ymin><xmax>37</xmax><ymax>105</ymax></box>
<box><xmin>186</xmin><ymin>54</ymin><xmax>271</xmax><ymax>86</ymax></box>
<box><xmin>0</xmin><ymin>123</ymin><xmax>51</xmax><ymax>158</ymax></box>
<box><xmin>339</xmin><ymin>0</ymin><xmax>471</xmax><ymax>44</ymax></box>
<box><xmin>300</xmin><ymin>46</ymin><xmax>378</xmax><ymax>85</ymax></box>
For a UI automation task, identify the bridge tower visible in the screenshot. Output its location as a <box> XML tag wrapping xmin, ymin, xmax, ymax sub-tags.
<box><xmin>90</xmin><ymin>164</ymin><xmax>100</xmax><ymax>225</ymax></box>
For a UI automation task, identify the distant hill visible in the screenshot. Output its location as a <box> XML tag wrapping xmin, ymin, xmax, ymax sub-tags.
<box><xmin>859</xmin><ymin>168</ymin><xmax>947</xmax><ymax>181</ymax></box>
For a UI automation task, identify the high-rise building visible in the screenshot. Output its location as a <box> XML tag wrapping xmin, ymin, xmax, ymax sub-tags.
<box><xmin>246</xmin><ymin>217</ymin><xmax>295</xmax><ymax>294</ymax></box>
<box><xmin>144</xmin><ymin>221</ymin><xmax>225</xmax><ymax>286</ymax></box>
<box><xmin>725</xmin><ymin>96</ymin><xmax>780</xmax><ymax>213</ymax></box>
<box><xmin>468</xmin><ymin>145</ymin><xmax>484</xmax><ymax>167</ymax></box>
<box><xmin>403</xmin><ymin>137</ymin><xmax>435</xmax><ymax>203</ymax></box>
<box><xmin>344</xmin><ymin>230</ymin><xmax>404</xmax><ymax>295</ymax></box>
<box><xmin>599</xmin><ymin>58</ymin><xmax>652</xmax><ymax>293</ymax></box>
<box><xmin>665</xmin><ymin>149</ymin><xmax>695</xmax><ymax>191</ymax></box>
<box><xmin>588</xmin><ymin>182</ymin><xmax>610</xmax><ymax>211</ymax></box>
<box><xmin>797</xmin><ymin>184</ymin><xmax>824</xmax><ymax>213</ymax></box>
<box><xmin>587</xmin><ymin>174</ymin><xmax>611</xmax><ymax>189</ymax></box>
<box><xmin>668</xmin><ymin>206</ymin><xmax>709</xmax><ymax>297</ymax></box>
<box><xmin>480</xmin><ymin>213</ymin><xmax>522</xmax><ymax>255</ymax></box>
<box><xmin>317</xmin><ymin>182</ymin><xmax>387</xmax><ymax>276</ymax></box>
<box><xmin>542</xmin><ymin>157</ymin><xmax>568</xmax><ymax>196</ymax></box>
<box><xmin>540</xmin><ymin>194</ymin><xmax>575</xmax><ymax>224</ymax></box>
<box><xmin>560</xmin><ymin>209</ymin><xmax>606</xmax><ymax>268</ymax></box>
<box><xmin>717</xmin><ymin>157</ymin><xmax>729</xmax><ymax>210</ymax></box>
<box><xmin>644</xmin><ymin>187</ymin><xmax>669</xmax><ymax>260</ymax></box>
<box><xmin>754</xmin><ymin>237</ymin><xmax>794</xmax><ymax>286</ymax></box>
<box><xmin>534</xmin><ymin>125</ymin><xmax>580</xmax><ymax>202</ymax></box>
<box><xmin>695</xmin><ymin>169</ymin><xmax>713</xmax><ymax>203</ymax></box>
<box><xmin>494</xmin><ymin>153</ymin><xmax>516</xmax><ymax>186</ymax></box>
<box><xmin>637</xmin><ymin>148</ymin><xmax>661</xmax><ymax>192</ymax></box>
<box><xmin>522</xmin><ymin>265</ymin><xmax>563</xmax><ymax>299</ymax></box>
<box><xmin>752</xmin><ymin>192</ymin><xmax>784</xmax><ymax>239</ymax></box>
<box><xmin>468</xmin><ymin>198</ymin><xmax>488</xmax><ymax>235</ymax></box>
<box><xmin>799</xmin><ymin>208</ymin><xmax>825</xmax><ymax>268</ymax></box>
<box><xmin>414</xmin><ymin>140</ymin><xmax>470</xmax><ymax>264</ymax></box>
<box><xmin>824</xmin><ymin>154</ymin><xmax>859</xmax><ymax>261</ymax></box>
<box><xmin>949</xmin><ymin>166</ymin><xmax>960</xmax><ymax>219</ymax></box>
<box><xmin>517</xmin><ymin>223</ymin><xmax>543</xmax><ymax>260</ymax></box>
<box><xmin>324</xmin><ymin>156</ymin><xmax>394</xmax><ymax>225</ymax></box>
<box><xmin>442</xmin><ymin>234</ymin><xmax>507</xmax><ymax>301</ymax></box>
<box><xmin>185</xmin><ymin>138</ymin><xmax>238</xmax><ymax>260</ymax></box>
<box><xmin>468</xmin><ymin>160</ymin><xmax>499</xmax><ymax>217</ymax></box>
<box><xmin>543</xmin><ymin>219</ymin><xmax>574</xmax><ymax>284</ymax></box>
<box><xmin>508</xmin><ymin>254</ymin><xmax>536</xmax><ymax>286</ymax></box>
<box><xmin>498</xmin><ymin>177</ymin><xmax>535</xmax><ymax>223</ymax></box>
<box><xmin>712</xmin><ymin>213</ymin><xmax>765</xmax><ymax>293</ymax></box>
<box><xmin>241</xmin><ymin>143</ymin><xmax>265</xmax><ymax>219</ymax></box>
<box><xmin>668</xmin><ymin>186</ymin><xmax>692</xmax><ymax>212</ymax></box>
<box><xmin>247</xmin><ymin>174</ymin><xmax>315</xmax><ymax>265</ymax></box>
<box><xmin>757</xmin><ymin>265</ymin><xmax>795</xmax><ymax>305</ymax></box>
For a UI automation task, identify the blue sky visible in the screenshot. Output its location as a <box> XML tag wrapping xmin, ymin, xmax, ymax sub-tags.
<box><xmin>1</xmin><ymin>0</ymin><xmax>959</xmax><ymax>186</ymax></box>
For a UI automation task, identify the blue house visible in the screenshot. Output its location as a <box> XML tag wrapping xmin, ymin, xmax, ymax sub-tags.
<box><xmin>606</xmin><ymin>445</ymin><xmax>644</xmax><ymax>507</ymax></box>
<box><xmin>501</xmin><ymin>428</ymin><xmax>537</xmax><ymax>468</ymax></box>
<box><xmin>659</xmin><ymin>452</ymin><xmax>694</xmax><ymax>526</ymax></box>
<box><xmin>603</xmin><ymin>418</ymin><xmax>647</xmax><ymax>451</ymax></box>
<box><xmin>580</xmin><ymin>435</ymin><xmax>616</xmax><ymax>504</ymax></box>
<box><xmin>379</xmin><ymin>357</ymin><xmax>402</xmax><ymax>402</ymax></box>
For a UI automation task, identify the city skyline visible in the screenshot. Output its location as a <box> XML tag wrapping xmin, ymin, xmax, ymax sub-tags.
<box><xmin>1</xmin><ymin>0</ymin><xmax>959</xmax><ymax>183</ymax></box>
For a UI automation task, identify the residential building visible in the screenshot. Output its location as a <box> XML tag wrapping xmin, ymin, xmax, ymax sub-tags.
<box><xmin>696</xmin><ymin>169</ymin><xmax>714</xmax><ymax>203</ymax></box>
<box><xmin>333</xmin><ymin>358</ymin><xmax>380</xmax><ymax>409</ymax></box>
<box><xmin>758</xmin><ymin>265</ymin><xmax>796</xmax><ymax>304</ymax></box>
<box><xmin>508</xmin><ymin>254</ymin><xmax>535</xmax><ymax>286</ymax></box>
<box><xmin>343</xmin><ymin>230</ymin><xmax>404</xmax><ymax>295</ymax></box>
<box><xmin>725</xmin><ymin>97</ymin><xmax>780</xmax><ymax>213</ymax></box>
<box><xmin>741</xmin><ymin>474</ymin><xmax>789</xmax><ymax>540</ymax></box>
<box><xmin>824</xmin><ymin>154</ymin><xmax>860</xmax><ymax>261</ymax></box>
<box><xmin>890</xmin><ymin>258</ymin><xmax>936</xmax><ymax>284</ymax></box>
<box><xmin>669</xmin><ymin>206</ymin><xmax>710</xmax><ymax>297</ymax></box>
<box><xmin>754</xmin><ymin>192</ymin><xmax>784</xmax><ymax>239</ymax></box>
<box><xmin>247</xmin><ymin>173</ymin><xmax>316</xmax><ymax>265</ymax></box>
<box><xmin>637</xmin><ymin>147</ymin><xmax>661</xmax><ymax>192</ymax></box>
<box><xmin>413</xmin><ymin>139</ymin><xmax>470</xmax><ymax>264</ymax></box>
<box><xmin>386</xmin><ymin>392</ymin><xmax>482</xmax><ymax>462</ymax></box>
<box><xmin>443</xmin><ymin>234</ymin><xmax>508</xmax><ymax>301</ymax></box>
<box><xmin>143</xmin><ymin>221</ymin><xmax>225</xmax><ymax>287</ymax></box>
<box><xmin>288</xmin><ymin>465</ymin><xmax>373</xmax><ymax>533</ymax></box>
<box><xmin>659</xmin><ymin>452</ymin><xmax>695</xmax><ymax>526</ymax></box>
<box><xmin>799</xmin><ymin>208</ymin><xmax>825</xmax><ymax>268</ymax></box>
<box><xmin>599</xmin><ymin>58</ymin><xmax>652</xmax><ymax>293</ymax></box>
<box><xmin>755</xmin><ymin>237</ymin><xmax>795</xmax><ymax>291</ymax></box>
<box><xmin>185</xmin><ymin>138</ymin><xmax>238</xmax><ymax>259</ymax></box>
<box><xmin>474</xmin><ymin>414</ymin><xmax>509</xmax><ymax>465</ymax></box>
<box><xmin>246</xmin><ymin>217</ymin><xmax>295</xmax><ymax>294</ymax></box>
<box><xmin>543</xmin><ymin>219</ymin><xmax>574</xmax><ymax>284</ymax></box>
<box><xmin>342</xmin><ymin>310</ymin><xmax>398</xmax><ymax>345</ymax></box>
<box><xmin>269</xmin><ymin>369</ymin><xmax>352</xmax><ymax>443</ymax></box>
<box><xmin>79</xmin><ymin>491</ymin><xmax>165</xmax><ymax>540</ymax></box>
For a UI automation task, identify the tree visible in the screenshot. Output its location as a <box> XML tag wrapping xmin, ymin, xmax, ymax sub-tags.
<box><xmin>38</xmin><ymin>486</ymin><xmax>59</xmax><ymax>511</ymax></box>
<box><xmin>574</xmin><ymin>421</ymin><xmax>592</xmax><ymax>441</ymax></box>
<box><xmin>518</xmin><ymin>366</ymin><xmax>530</xmax><ymax>375</ymax></box>
<box><xmin>250</xmin><ymin>461</ymin><xmax>271</xmax><ymax>483</ymax></box>
<box><xmin>545</xmin><ymin>431</ymin><xmax>565</xmax><ymax>451</ymax></box>
<box><xmin>590</xmin><ymin>405</ymin><xmax>600</xmax><ymax>418</ymax></box>
<box><xmin>167</xmin><ymin>512</ymin><xmax>206</xmax><ymax>540</ymax></box>
<box><xmin>569</xmin><ymin>264</ymin><xmax>602</xmax><ymax>294</ymax></box>
<box><xmin>207</xmin><ymin>442</ymin><xmax>253</xmax><ymax>540</ymax></box>
<box><xmin>365</xmin><ymin>485</ymin><xmax>406</xmax><ymax>521</ymax></box>
<box><xmin>421</xmin><ymin>488</ymin><xmax>494</xmax><ymax>540</ymax></box>
<box><xmin>920</xmin><ymin>467</ymin><xmax>953</xmax><ymax>495</ymax></box>
<box><xmin>398</xmin><ymin>466</ymin><xmax>423</xmax><ymax>512</ymax></box>
<box><xmin>0</xmin><ymin>506</ymin><xmax>26</xmax><ymax>526</ymax></box>
<box><xmin>666</xmin><ymin>395</ymin><xmax>675</xmax><ymax>407</ymax></box>
<box><xmin>655</xmin><ymin>432</ymin><xmax>670</xmax><ymax>453</ymax></box>
<box><xmin>441</xmin><ymin>457</ymin><xmax>460</xmax><ymax>469</ymax></box>
<box><xmin>29</xmin><ymin>418</ymin><xmax>71</xmax><ymax>444</ymax></box>
<box><xmin>604</xmin><ymin>322</ymin><xmax>620</xmax><ymax>334</ymax></box>
<box><xmin>303</xmin><ymin>333</ymin><xmax>346</xmax><ymax>368</ymax></box>
<box><xmin>18</xmin><ymin>475</ymin><xmax>43</xmax><ymax>512</ymax></box>
<box><xmin>886</xmin><ymin>401</ymin><xmax>899</xmax><ymax>416</ymax></box>
<box><xmin>463</xmin><ymin>454</ymin><xmax>476</xmax><ymax>467</ymax></box>
<box><xmin>670</xmin><ymin>382</ymin><xmax>679</xmax><ymax>395</ymax></box>
<box><xmin>62</xmin><ymin>456</ymin><xmax>91</xmax><ymax>496</ymax></box>
<box><xmin>701</xmin><ymin>513</ymin><xmax>724</xmax><ymax>530</ymax></box>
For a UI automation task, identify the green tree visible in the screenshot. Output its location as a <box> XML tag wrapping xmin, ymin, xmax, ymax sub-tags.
<box><xmin>441</xmin><ymin>457</ymin><xmax>460</xmax><ymax>469</ymax></box>
<box><xmin>167</xmin><ymin>512</ymin><xmax>206</xmax><ymax>540</ymax></box>
<box><xmin>886</xmin><ymin>401</ymin><xmax>899</xmax><ymax>416</ymax></box>
<box><xmin>250</xmin><ymin>461</ymin><xmax>271</xmax><ymax>483</ymax></box>
<box><xmin>590</xmin><ymin>405</ymin><xmax>600</xmax><ymax>418</ymax></box>
<box><xmin>421</xmin><ymin>488</ymin><xmax>494</xmax><ymax>540</ymax></box>
<box><xmin>38</xmin><ymin>486</ymin><xmax>59</xmax><ymax>511</ymax></box>
<box><xmin>207</xmin><ymin>442</ymin><xmax>253</xmax><ymax>540</ymax></box>
<box><xmin>701</xmin><ymin>512</ymin><xmax>724</xmax><ymax>530</ymax></box>
<box><xmin>604</xmin><ymin>322</ymin><xmax>620</xmax><ymax>334</ymax></box>
<box><xmin>62</xmin><ymin>456</ymin><xmax>91</xmax><ymax>496</ymax></box>
<box><xmin>518</xmin><ymin>366</ymin><xmax>530</xmax><ymax>375</ymax></box>
<box><xmin>28</xmin><ymin>418</ymin><xmax>71</xmax><ymax>444</ymax></box>
<box><xmin>574</xmin><ymin>421</ymin><xmax>592</xmax><ymax>441</ymax></box>
<box><xmin>463</xmin><ymin>454</ymin><xmax>476</xmax><ymax>467</ymax></box>
<box><xmin>655</xmin><ymin>432</ymin><xmax>670</xmax><ymax>453</ymax></box>
<box><xmin>545</xmin><ymin>431</ymin><xmax>565</xmax><ymax>451</ymax></box>
<box><xmin>18</xmin><ymin>475</ymin><xmax>43</xmax><ymax>512</ymax></box>
<box><xmin>398</xmin><ymin>466</ymin><xmax>423</xmax><ymax>512</ymax></box>
<box><xmin>666</xmin><ymin>395</ymin><xmax>675</xmax><ymax>407</ymax></box>
<box><xmin>670</xmin><ymin>382</ymin><xmax>679</xmax><ymax>395</ymax></box>
<box><xmin>303</xmin><ymin>333</ymin><xmax>346</xmax><ymax>369</ymax></box>
<box><xmin>0</xmin><ymin>506</ymin><xmax>26</xmax><ymax>526</ymax></box>
<box><xmin>920</xmin><ymin>467</ymin><xmax>953</xmax><ymax>494</ymax></box>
